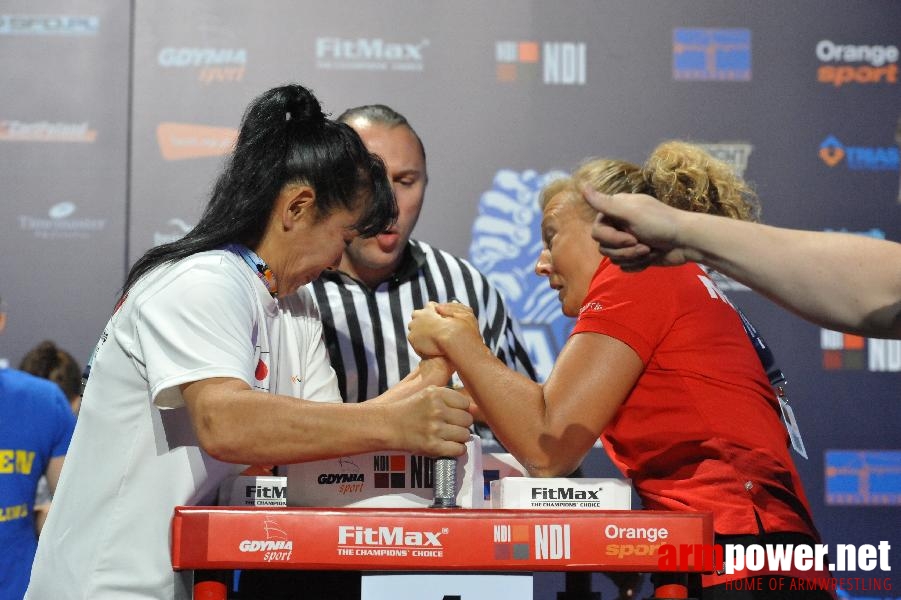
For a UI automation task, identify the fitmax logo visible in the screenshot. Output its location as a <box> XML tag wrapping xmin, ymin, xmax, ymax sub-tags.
<box><xmin>315</xmin><ymin>37</ymin><xmax>428</xmax><ymax>71</ymax></box>
<box><xmin>245</xmin><ymin>485</ymin><xmax>286</xmax><ymax>500</ymax></box>
<box><xmin>338</xmin><ymin>526</ymin><xmax>445</xmax><ymax>547</ymax></box>
<box><xmin>531</xmin><ymin>487</ymin><xmax>603</xmax><ymax>500</ymax></box>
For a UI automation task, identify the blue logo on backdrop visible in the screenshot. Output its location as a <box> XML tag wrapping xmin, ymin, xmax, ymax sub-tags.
<box><xmin>673</xmin><ymin>28</ymin><xmax>751</xmax><ymax>81</ymax></box>
<box><xmin>825</xmin><ymin>450</ymin><xmax>901</xmax><ymax>506</ymax></box>
<box><xmin>823</xmin><ymin>227</ymin><xmax>885</xmax><ymax>239</ymax></box>
<box><xmin>819</xmin><ymin>135</ymin><xmax>899</xmax><ymax>171</ymax></box>
<box><xmin>0</xmin><ymin>15</ymin><xmax>99</xmax><ymax>35</ymax></box>
<box><xmin>468</xmin><ymin>169</ymin><xmax>574</xmax><ymax>381</ymax></box>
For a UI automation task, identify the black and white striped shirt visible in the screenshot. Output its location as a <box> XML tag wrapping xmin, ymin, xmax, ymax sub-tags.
<box><xmin>308</xmin><ymin>239</ymin><xmax>537</xmax><ymax>404</ymax></box>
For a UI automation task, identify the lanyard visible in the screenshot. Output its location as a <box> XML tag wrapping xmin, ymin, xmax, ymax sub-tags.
<box><xmin>734</xmin><ymin>306</ymin><xmax>786</xmax><ymax>387</ymax></box>
<box><xmin>735</xmin><ymin>305</ymin><xmax>807</xmax><ymax>459</ymax></box>
<box><xmin>223</xmin><ymin>244</ymin><xmax>278</xmax><ymax>298</ymax></box>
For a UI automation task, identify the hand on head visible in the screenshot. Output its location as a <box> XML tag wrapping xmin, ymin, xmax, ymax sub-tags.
<box><xmin>581</xmin><ymin>187</ymin><xmax>690</xmax><ymax>271</ymax></box>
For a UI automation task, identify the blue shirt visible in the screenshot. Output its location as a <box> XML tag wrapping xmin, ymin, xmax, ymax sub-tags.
<box><xmin>0</xmin><ymin>369</ymin><xmax>75</xmax><ymax>600</ymax></box>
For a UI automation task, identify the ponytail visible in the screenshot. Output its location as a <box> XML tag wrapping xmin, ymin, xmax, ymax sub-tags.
<box><xmin>122</xmin><ymin>84</ymin><xmax>395</xmax><ymax>294</ymax></box>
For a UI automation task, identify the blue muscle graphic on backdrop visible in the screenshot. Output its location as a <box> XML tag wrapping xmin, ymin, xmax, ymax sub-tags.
<box><xmin>468</xmin><ymin>169</ymin><xmax>574</xmax><ymax>381</ymax></box>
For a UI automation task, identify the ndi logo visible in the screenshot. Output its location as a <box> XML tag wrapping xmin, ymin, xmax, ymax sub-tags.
<box><xmin>373</xmin><ymin>455</ymin><xmax>406</xmax><ymax>489</ymax></box>
<box><xmin>819</xmin><ymin>135</ymin><xmax>899</xmax><ymax>171</ymax></box>
<box><xmin>821</xmin><ymin>329</ymin><xmax>901</xmax><ymax>372</ymax></box>
<box><xmin>494</xmin><ymin>523</ymin><xmax>572</xmax><ymax>561</ymax></box>
<box><xmin>495</xmin><ymin>41</ymin><xmax>586</xmax><ymax>85</ymax></box>
<box><xmin>493</xmin><ymin>524</ymin><xmax>531</xmax><ymax>560</ymax></box>
<box><xmin>468</xmin><ymin>169</ymin><xmax>574</xmax><ymax>381</ymax></box>
<box><xmin>673</xmin><ymin>28</ymin><xmax>751</xmax><ymax>81</ymax></box>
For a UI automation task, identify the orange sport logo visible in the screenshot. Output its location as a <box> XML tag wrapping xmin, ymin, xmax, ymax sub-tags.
<box><xmin>816</xmin><ymin>40</ymin><xmax>899</xmax><ymax>87</ymax></box>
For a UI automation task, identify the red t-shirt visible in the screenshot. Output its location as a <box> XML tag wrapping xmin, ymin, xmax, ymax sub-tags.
<box><xmin>572</xmin><ymin>259</ymin><xmax>818</xmax><ymax>538</ymax></box>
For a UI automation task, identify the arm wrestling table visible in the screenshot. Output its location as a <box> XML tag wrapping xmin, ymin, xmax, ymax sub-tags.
<box><xmin>172</xmin><ymin>506</ymin><xmax>714</xmax><ymax>598</ymax></box>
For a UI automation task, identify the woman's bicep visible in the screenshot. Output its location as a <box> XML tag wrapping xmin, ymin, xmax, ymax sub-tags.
<box><xmin>543</xmin><ymin>331</ymin><xmax>644</xmax><ymax>447</ymax></box>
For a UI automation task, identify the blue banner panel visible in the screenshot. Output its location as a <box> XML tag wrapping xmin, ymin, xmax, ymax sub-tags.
<box><xmin>826</xmin><ymin>450</ymin><xmax>901</xmax><ymax>506</ymax></box>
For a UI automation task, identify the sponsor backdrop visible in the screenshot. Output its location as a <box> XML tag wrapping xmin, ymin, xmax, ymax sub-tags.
<box><xmin>1</xmin><ymin>1</ymin><xmax>899</xmax><ymax>597</ymax></box>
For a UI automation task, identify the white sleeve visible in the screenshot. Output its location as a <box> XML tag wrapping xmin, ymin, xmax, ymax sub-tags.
<box><xmin>135</xmin><ymin>262</ymin><xmax>257</xmax><ymax>408</ymax></box>
<box><xmin>279</xmin><ymin>288</ymin><xmax>341</xmax><ymax>403</ymax></box>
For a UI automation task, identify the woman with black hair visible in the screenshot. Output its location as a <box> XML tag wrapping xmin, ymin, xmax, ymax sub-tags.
<box><xmin>25</xmin><ymin>84</ymin><xmax>472</xmax><ymax>600</ymax></box>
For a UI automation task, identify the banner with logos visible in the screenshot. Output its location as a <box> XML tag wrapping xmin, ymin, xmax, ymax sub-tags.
<box><xmin>2</xmin><ymin>1</ymin><xmax>899</xmax><ymax>598</ymax></box>
<box><xmin>0</xmin><ymin>1</ymin><xmax>130</xmax><ymax>370</ymax></box>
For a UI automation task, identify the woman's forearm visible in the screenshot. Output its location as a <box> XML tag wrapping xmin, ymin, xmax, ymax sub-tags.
<box><xmin>678</xmin><ymin>213</ymin><xmax>901</xmax><ymax>338</ymax></box>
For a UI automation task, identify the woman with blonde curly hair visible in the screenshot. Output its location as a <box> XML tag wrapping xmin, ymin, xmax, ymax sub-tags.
<box><xmin>575</xmin><ymin>140</ymin><xmax>760</xmax><ymax>221</ymax></box>
<box><xmin>408</xmin><ymin>141</ymin><xmax>831</xmax><ymax>599</ymax></box>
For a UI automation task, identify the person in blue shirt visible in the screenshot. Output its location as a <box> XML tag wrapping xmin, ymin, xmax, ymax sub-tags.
<box><xmin>0</xmin><ymin>295</ymin><xmax>76</xmax><ymax>600</ymax></box>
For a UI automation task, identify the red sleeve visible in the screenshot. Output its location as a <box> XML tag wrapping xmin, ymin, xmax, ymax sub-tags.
<box><xmin>571</xmin><ymin>260</ymin><xmax>683</xmax><ymax>364</ymax></box>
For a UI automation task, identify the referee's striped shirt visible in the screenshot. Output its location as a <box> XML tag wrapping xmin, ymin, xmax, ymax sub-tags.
<box><xmin>307</xmin><ymin>239</ymin><xmax>537</xmax><ymax>404</ymax></box>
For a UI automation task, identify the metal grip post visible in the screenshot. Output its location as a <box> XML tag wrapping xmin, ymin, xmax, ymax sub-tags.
<box><xmin>430</xmin><ymin>457</ymin><xmax>457</xmax><ymax>508</ymax></box>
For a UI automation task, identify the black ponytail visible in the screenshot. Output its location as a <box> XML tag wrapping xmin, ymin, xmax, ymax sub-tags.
<box><xmin>122</xmin><ymin>84</ymin><xmax>396</xmax><ymax>294</ymax></box>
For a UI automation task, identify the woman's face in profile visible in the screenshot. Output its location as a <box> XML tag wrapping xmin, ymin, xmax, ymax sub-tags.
<box><xmin>279</xmin><ymin>205</ymin><xmax>361</xmax><ymax>295</ymax></box>
<box><xmin>536</xmin><ymin>192</ymin><xmax>602</xmax><ymax>317</ymax></box>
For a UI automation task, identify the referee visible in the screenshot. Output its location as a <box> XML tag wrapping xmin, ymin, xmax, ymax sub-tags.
<box><xmin>311</xmin><ymin>104</ymin><xmax>537</xmax><ymax>411</ymax></box>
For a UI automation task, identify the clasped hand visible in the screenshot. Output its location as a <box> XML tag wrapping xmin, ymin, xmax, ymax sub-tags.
<box><xmin>407</xmin><ymin>301</ymin><xmax>479</xmax><ymax>359</ymax></box>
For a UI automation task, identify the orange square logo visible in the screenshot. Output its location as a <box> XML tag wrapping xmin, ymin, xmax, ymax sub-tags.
<box><xmin>822</xmin><ymin>350</ymin><xmax>843</xmax><ymax>370</ymax></box>
<box><xmin>518</xmin><ymin>42</ymin><xmax>540</xmax><ymax>63</ymax></box>
<box><xmin>497</xmin><ymin>63</ymin><xmax>518</xmax><ymax>81</ymax></box>
<box><xmin>512</xmin><ymin>525</ymin><xmax>530</xmax><ymax>542</ymax></box>
<box><xmin>843</xmin><ymin>334</ymin><xmax>865</xmax><ymax>350</ymax></box>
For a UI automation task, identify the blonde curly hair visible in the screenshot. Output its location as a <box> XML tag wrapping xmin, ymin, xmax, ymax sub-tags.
<box><xmin>572</xmin><ymin>140</ymin><xmax>760</xmax><ymax>222</ymax></box>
